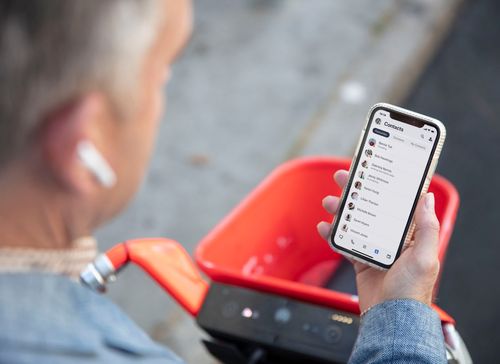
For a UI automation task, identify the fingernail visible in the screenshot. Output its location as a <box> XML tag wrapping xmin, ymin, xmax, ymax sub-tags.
<box><xmin>425</xmin><ymin>193</ymin><xmax>435</xmax><ymax>210</ymax></box>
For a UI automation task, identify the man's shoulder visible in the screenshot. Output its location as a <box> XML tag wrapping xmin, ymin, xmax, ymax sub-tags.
<box><xmin>0</xmin><ymin>273</ymin><xmax>183</xmax><ymax>364</ymax></box>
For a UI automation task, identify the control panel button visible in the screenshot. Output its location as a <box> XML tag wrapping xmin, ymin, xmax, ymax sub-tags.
<box><xmin>274</xmin><ymin>307</ymin><xmax>291</xmax><ymax>324</ymax></box>
<box><xmin>324</xmin><ymin>325</ymin><xmax>342</xmax><ymax>344</ymax></box>
<box><xmin>221</xmin><ymin>301</ymin><xmax>239</xmax><ymax>318</ymax></box>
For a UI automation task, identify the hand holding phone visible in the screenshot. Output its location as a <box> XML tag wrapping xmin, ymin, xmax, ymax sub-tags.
<box><xmin>329</xmin><ymin>103</ymin><xmax>445</xmax><ymax>269</ymax></box>
<box><xmin>317</xmin><ymin>170</ymin><xmax>441</xmax><ymax>312</ymax></box>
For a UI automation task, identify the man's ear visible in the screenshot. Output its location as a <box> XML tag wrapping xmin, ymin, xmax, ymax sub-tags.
<box><xmin>37</xmin><ymin>95</ymin><xmax>116</xmax><ymax>194</ymax></box>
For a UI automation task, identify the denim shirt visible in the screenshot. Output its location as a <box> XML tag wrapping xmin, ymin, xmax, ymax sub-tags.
<box><xmin>0</xmin><ymin>273</ymin><xmax>182</xmax><ymax>364</ymax></box>
<box><xmin>349</xmin><ymin>299</ymin><xmax>447</xmax><ymax>363</ymax></box>
<box><xmin>0</xmin><ymin>273</ymin><xmax>446</xmax><ymax>363</ymax></box>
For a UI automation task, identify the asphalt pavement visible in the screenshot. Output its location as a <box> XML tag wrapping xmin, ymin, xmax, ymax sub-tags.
<box><xmin>405</xmin><ymin>0</ymin><xmax>500</xmax><ymax>361</ymax></box>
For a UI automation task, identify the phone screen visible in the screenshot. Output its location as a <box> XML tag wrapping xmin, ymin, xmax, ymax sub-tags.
<box><xmin>330</xmin><ymin>106</ymin><xmax>440</xmax><ymax>268</ymax></box>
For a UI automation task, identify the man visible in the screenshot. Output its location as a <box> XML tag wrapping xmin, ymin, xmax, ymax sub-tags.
<box><xmin>0</xmin><ymin>1</ymin><xmax>446</xmax><ymax>363</ymax></box>
<box><xmin>0</xmin><ymin>1</ymin><xmax>190</xmax><ymax>362</ymax></box>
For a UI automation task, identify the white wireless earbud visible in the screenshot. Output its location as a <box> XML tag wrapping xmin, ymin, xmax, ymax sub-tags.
<box><xmin>76</xmin><ymin>141</ymin><xmax>117</xmax><ymax>188</ymax></box>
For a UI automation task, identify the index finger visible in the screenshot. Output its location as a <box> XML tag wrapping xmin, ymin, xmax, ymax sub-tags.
<box><xmin>334</xmin><ymin>170</ymin><xmax>349</xmax><ymax>189</ymax></box>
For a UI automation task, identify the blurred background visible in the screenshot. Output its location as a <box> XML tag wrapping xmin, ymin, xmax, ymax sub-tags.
<box><xmin>96</xmin><ymin>0</ymin><xmax>500</xmax><ymax>362</ymax></box>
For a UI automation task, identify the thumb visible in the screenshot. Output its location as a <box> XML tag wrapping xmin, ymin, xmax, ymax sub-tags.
<box><xmin>411</xmin><ymin>193</ymin><xmax>440</xmax><ymax>271</ymax></box>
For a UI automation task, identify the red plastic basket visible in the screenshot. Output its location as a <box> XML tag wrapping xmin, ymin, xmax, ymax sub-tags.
<box><xmin>195</xmin><ymin>157</ymin><xmax>459</xmax><ymax>314</ymax></box>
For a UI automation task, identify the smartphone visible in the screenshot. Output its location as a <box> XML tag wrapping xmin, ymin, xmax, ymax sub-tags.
<box><xmin>328</xmin><ymin>103</ymin><xmax>446</xmax><ymax>270</ymax></box>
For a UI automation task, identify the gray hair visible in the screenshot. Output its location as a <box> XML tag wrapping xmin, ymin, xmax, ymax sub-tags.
<box><xmin>0</xmin><ymin>0</ymin><xmax>164</xmax><ymax>166</ymax></box>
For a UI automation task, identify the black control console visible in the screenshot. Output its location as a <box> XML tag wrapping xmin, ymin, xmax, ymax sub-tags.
<box><xmin>197</xmin><ymin>283</ymin><xmax>360</xmax><ymax>364</ymax></box>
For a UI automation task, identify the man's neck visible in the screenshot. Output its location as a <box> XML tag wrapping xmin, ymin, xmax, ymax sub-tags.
<box><xmin>0</xmin><ymin>166</ymin><xmax>76</xmax><ymax>250</ymax></box>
